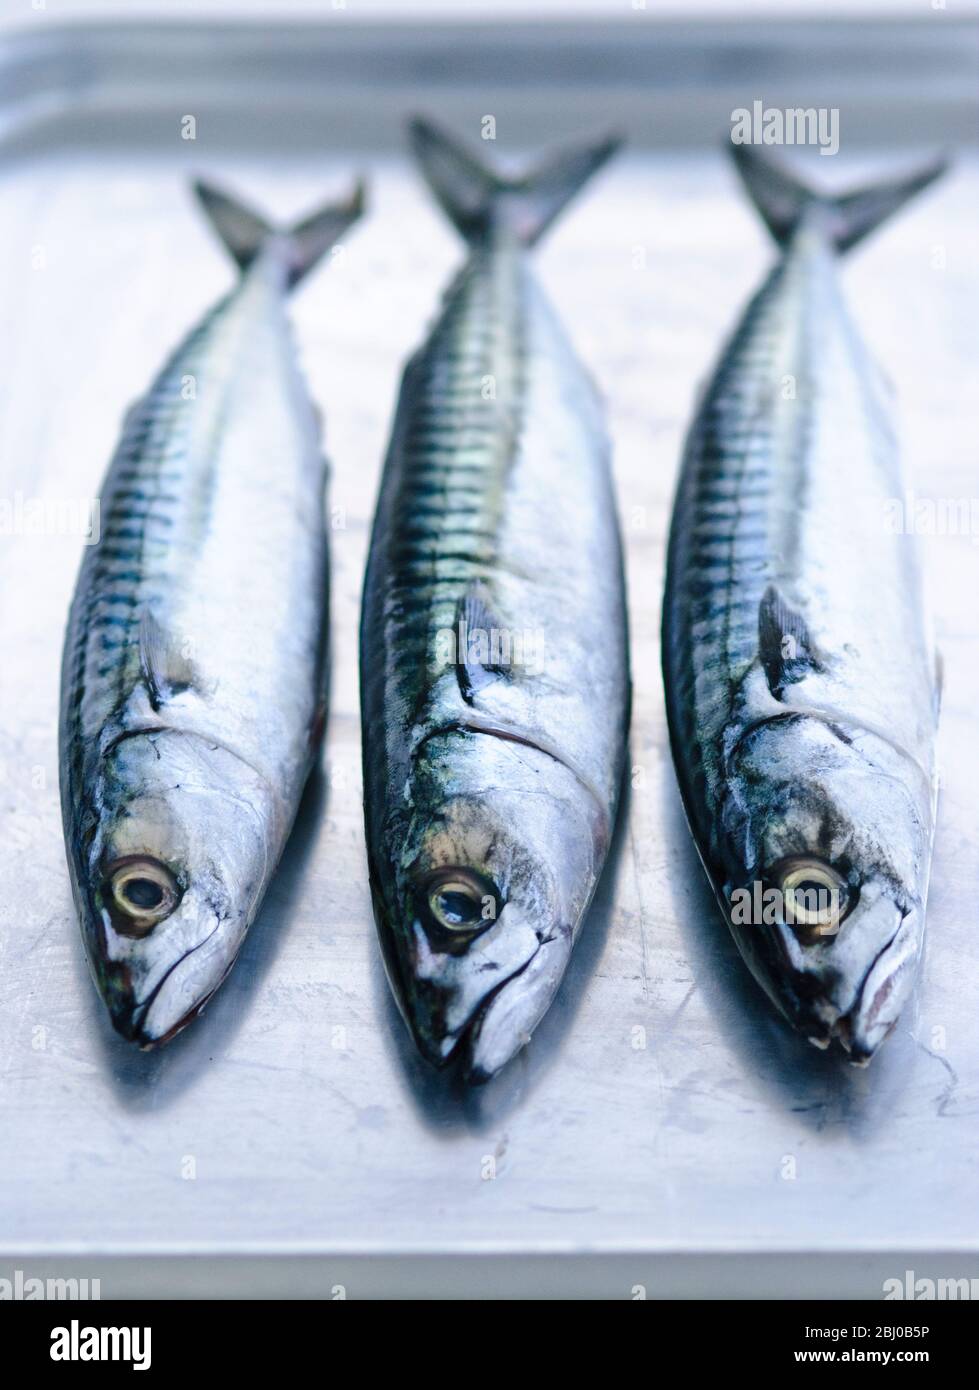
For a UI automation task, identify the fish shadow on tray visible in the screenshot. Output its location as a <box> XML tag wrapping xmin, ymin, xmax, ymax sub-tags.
<box><xmin>659</xmin><ymin>773</ymin><xmax>920</xmax><ymax>1138</ymax></box>
<box><xmin>375</xmin><ymin>776</ymin><xmax>632</xmax><ymax>1136</ymax></box>
<box><xmin>95</xmin><ymin>764</ymin><xmax>330</xmax><ymax>1112</ymax></box>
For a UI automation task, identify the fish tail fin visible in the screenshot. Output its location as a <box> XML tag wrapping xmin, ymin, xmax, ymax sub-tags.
<box><xmin>407</xmin><ymin>115</ymin><xmax>621</xmax><ymax>247</ymax></box>
<box><xmin>192</xmin><ymin>177</ymin><xmax>366</xmax><ymax>287</ymax></box>
<box><xmin>729</xmin><ymin>143</ymin><xmax>948</xmax><ymax>254</ymax></box>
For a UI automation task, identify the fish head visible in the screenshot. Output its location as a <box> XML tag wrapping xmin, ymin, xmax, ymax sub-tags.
<box><xmin>71</xmin><ymin>730</ymin><xmax>275</xmax><ymax>1045</ymax></box>
<box><xmin>374</xmin><ymin>731</ymin><xmax>602</xmax><ymax>1079</ymax></box>
<box><xmin>721</xmin><ymin>713</ymin><xmax>935</xmax><ymax>1060</ymax></box>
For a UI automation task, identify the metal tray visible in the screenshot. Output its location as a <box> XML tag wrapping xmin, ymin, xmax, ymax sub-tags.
<box><xmin>0</xmin><ymin>15</ymin><xmax>977</xmax><ymax>1299</ymax></box>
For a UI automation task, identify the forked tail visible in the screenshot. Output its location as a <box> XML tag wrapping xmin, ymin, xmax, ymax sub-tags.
<box><xmin>729</xmin><ymin>143</ymin><xmax>948</xmax><ymax>254</ymax></box>
<box><xmin>193</xmin><ymin>177</ymin><xmax>366</xmax><ymax>288</ymax></box>
<box><xmin>407</xmin><ymin>115</ymin><xmax>621</xmax><ymax>247</ymax></box>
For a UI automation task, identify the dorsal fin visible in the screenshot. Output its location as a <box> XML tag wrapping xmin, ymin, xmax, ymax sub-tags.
<box><xmin>758</xmin><ymin>585</ymin><xmax>822</xmax><ymax>699</ymax></box>
<box><xmin>455</xmin><ymin>583</ymin><xmax>512</xmax><ymax>704</ymax></box>
<box><xmin>139</xmin><ymin>610</ymin><xmax>199</xmax><ymax>710</ymax></box>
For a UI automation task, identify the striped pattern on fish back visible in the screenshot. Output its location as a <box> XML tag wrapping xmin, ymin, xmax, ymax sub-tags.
<box><xmin>364</xmin><ymin>243</ymin><xmax>525</xmax><ymax>732</ymax></box>
<box><xmin>664</xmin><ymin>230</ymin><xmax>929</xmax><ymax>853</ymax></box>
<box><xmin>61</xmin><ymin>289</ymin><xmax>242</xmax><ymax>794</ymax></box>
<box><xmin>663</xmin><ymin>253</ymin><xmax>808</xmax><ymax>834</ymax></box>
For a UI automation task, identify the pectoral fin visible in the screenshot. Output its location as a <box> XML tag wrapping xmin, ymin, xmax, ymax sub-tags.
<box><xmin>758</xmin><ymin>585</ymin><xmax>822</xmax><ymax>700</ymax></box>
<box><xmin>455</xmin><ymin>583</ymin><xmax>512</xmax><ymax>704</ymax></box>
<box><xmin>139</xmin><ymin>610</ymin><xmax>200</xmax><ymax>709</ymax></box>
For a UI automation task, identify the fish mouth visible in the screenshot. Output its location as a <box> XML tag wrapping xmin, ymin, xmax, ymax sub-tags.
<box><xmin>717</xmin><ymin>857</ymin><xmax>925</xmax><ymax>1064</ymax></box>
<box><xmin>462</xmin><ymin>927</ymin><xmax>573</xmax><ymax>1083</ymax></box>
<box><xmin>370</xmin><ymin>871</ymin><xmax>572</xmax><ymax>1082</ymax></box>
<box><xmin>104</xmin><ymin>939</ymin><xmax>222</xmax><ymax>1048</ymax></box>
<box><xmin>116</xmin><ymin>994</ymin><xmax>213</xmax><ymax>1050</ymax></box>
<box><xmin>383</xmin><ymin>936</ymin><xmax>547</xmax><ymax>1079</ymax></box>
<box><xmin>114</xmin><ymin>979</ymin><xmax>222</xmax><ymax>1050</ymax></box>
<box><xmin>407</xmin><ymin>927</ymin><xmax>572</xmax><ymax>1084</ymax></box>
<box><xmin>801</xmin><ymin>1003</ymin><xmax>894</xmax><ymax>1066</ymax></box>
<box><xmin>764</xmin><ymin>897</ymin><xmax>924</xmax><ymax>1064</ymax></box>
<box><xmin>98</xmin><ymin>893</ymin><xmax>262</xmax><ymax>1052</ymax></box>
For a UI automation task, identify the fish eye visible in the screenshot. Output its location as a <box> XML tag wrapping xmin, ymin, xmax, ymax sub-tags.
<box><xmin>424</xmin><ymin>868</ymin><xmax>500</xmax><ymax>935</ymax></box>
<box><xmin>772</xmin><ymin>856</ymin><xmax>849</xmax><ymax>937</ymax></box>
<box><xmin>105</xmin><ymin>856</ymin><xmax>180</xmax><ymax>934</ymax></box>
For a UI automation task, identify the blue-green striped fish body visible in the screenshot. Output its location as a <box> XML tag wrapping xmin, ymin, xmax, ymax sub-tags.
<box><xmin>60</xmin><ymin>179</ymin><xmax>363</xmax><ymax>1044</ymax></box>
<box><xmin>362</xmin><ymin>120</ymin><xmax>629</xmax><ymax>1080</ymax></box>
<box><xmin>663</xmin><ymin>147</ymin><xmax>945</xmax><ymax>1061</ymax></box>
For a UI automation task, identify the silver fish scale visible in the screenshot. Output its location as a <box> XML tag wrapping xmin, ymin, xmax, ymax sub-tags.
<box><xmin>380</xmin><ymin>244</ymin><xmax>522</xmax><ymax>668</ymax></box>
<box><xmin>362</xmin><ymin>212</ymin><xmax>629</xmax><ymax>1076</ymax></box>
<box><xmin>64</xmin><ymin>306</ymin><xmax>227</xmax><ymax>757</ymax></box>
<box><xmin>664</xmin><ymin>222</ymin><xmax>937</xmax><ymax>858</ymax></box>
<box><xmin>364</xmin><ymin>232</ymin><xmax>629</xmax><ymax>831</ymax></box>
<box><xmin>62</xmin><ymin>250</ymin><xmax>327</xmax><ymax>834</ymax></box>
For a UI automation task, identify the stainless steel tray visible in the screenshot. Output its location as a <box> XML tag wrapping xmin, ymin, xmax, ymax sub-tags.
<box><xmin>0</xmin><ymin>15</ymin><xmax>977</xmax><ymax>1299</ymax></box>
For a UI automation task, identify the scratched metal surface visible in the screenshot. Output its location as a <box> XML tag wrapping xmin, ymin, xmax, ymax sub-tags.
<box><xmin>0</xmin><ymin>20</ymin><xmax>977</xmax><ymax>1299</ymax></box>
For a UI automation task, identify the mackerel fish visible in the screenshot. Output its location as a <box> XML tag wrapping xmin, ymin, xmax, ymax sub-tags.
<box><xmin>361</xmin><ymin>118</ymin><xmax>630</xmax><ymax>1081</ymax></box>
<box><xmin>60</xmin><ymin>177</ymin><xmax>363</xmax><ymax>1044</ymax></box>
<box><xmin>662</xmin><ymin>144</ymin><xmax>946</xmax><ymax>1061</ymax></box>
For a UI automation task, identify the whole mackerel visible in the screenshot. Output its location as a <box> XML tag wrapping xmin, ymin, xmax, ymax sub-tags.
<box><xmin>61</xmin><ymin>177</ymin><xmax>363</xmax><ymax>1045</ymax></box>
<box><xmin>361</xmin><ymin>118</ymin><xmax>630</xmax><ymax>1081</ymax></box>
<box><xmin>662</xmin><ymin>145</ymin><xmax>946</xmax><ymax>1061</ymax></box>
